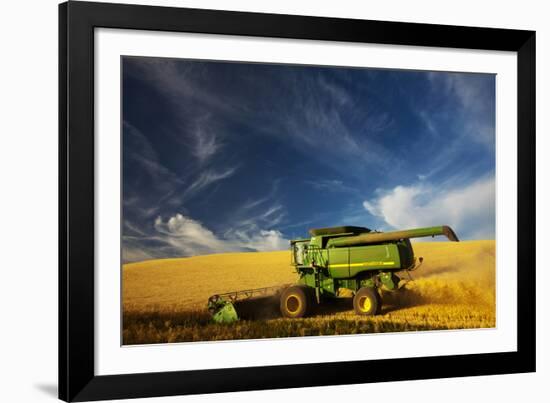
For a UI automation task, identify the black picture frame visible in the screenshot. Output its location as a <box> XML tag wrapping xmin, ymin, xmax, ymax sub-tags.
<box><xmin>59</xmin><ymin>1</ymin><xmax>536</xmax><ymax>401</ymax></box>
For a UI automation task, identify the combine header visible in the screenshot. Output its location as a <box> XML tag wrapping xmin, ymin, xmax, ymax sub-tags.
<box><xmin>207</xmin><ymin>285</ymin><xmax>289</xmax><ymax>323</ymax></box>
<box><xmin>208</xmin><ymin>225</ymin><xmax>459</xmax><ymax>323</ymax></box>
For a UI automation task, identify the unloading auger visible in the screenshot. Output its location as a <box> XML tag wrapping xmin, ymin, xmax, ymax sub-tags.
<box><xmin>207</xmin><ymin>225</ymin><xmax>459</xmax><ymax>323</ymax></box>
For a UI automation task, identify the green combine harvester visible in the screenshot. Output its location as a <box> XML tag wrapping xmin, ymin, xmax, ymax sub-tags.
<box><xmin>208</xmin><ymin>225</ymin><xmax>459</xmax><ymax>323</ymax></box>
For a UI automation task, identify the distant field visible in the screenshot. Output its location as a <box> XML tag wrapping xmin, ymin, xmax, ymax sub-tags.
<box><xmin>122</xmin><ymin>240</ymin><xmax>495</xmax><ymax>344</ymax></box>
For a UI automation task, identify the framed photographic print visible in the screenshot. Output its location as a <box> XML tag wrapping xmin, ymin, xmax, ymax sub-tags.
<box><xmin>59</xmin><ymin>1</ymin><xmax>536</xmax><ymax>401</ymax></box>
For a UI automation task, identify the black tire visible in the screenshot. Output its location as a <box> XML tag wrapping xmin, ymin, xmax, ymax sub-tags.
<box><xmin>353</xmin><ymin>287</ymin><xmax>381</xmax><ymax>316</ymax></box>
<box><xmin>280</xmin><ymin>285</ymin><xmax>310</xmax><ymax>318</ymax></box>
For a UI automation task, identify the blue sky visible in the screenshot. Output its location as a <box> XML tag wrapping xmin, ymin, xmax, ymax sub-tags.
<box><xmin>122</xmin><ymin>57</ymin><xmax>495</xmax><ymax>262</ymax></box>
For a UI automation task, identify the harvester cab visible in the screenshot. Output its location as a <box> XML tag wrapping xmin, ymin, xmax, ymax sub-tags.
<box><xmin>208</xmin><ymin>225</ymin><xmax>459</xmax><ymax>323</ymax></box>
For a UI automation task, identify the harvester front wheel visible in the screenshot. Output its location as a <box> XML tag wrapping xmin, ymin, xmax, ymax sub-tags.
<box><xmin>280</xmin><ymin>286</ymin><xmax>310</xmax><ymax>318</ymax></box>
<box><xmin>353</xmin><ymin>287</ymin><xmax>381</xmax><ymax>316</ymax></box>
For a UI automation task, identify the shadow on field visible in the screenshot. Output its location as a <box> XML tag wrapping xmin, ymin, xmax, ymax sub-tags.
<box><xmin>234</xmin><ymin>295</ymin><xmax>281</xmax><ymax>320</ymax></box>
<box><xmin>309</xmin><ymin>298</ymin><xmax>354</xmax><ymax>316</ymax></box>
<box><xmin>236</xmin><ymin>295</ymin><xmax>356</xmax><ymax>319</ymax></box>
<box><xmin>234</xmin><ymin>289</ymin><xmax>431</xmax><ymax>318</ymax></box>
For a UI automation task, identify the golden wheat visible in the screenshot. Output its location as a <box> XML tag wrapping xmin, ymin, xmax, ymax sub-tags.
<box><xmin>122</xmin><ymin>240</ymin><xmax>495</xmax><ymax>344</ymax></box>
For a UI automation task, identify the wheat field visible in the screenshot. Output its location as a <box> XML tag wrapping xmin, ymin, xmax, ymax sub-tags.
<box><xmin>122</xmin><ymin>240</ymin><xmax>495</xmax><ymax>344</ymax></box>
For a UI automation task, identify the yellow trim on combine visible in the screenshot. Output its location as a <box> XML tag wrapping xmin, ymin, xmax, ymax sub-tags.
<box><xmin>329</xmin><ymin>261</ymin><xmax>395</xmax><ymax>268</ymax></box>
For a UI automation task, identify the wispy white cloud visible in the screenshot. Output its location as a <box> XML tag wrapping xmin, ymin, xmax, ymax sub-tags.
<box><xmin>153</xmin><ymin>214</ymin><xmax>229</xmax><ymax>255</ymax></box>
<box><xmin>188</xmin><ymin>114</ymin><xmax>223</xmax><ymax>164</ymax></box>
<box><xmin>425</xmin><ymin>72</ymin><xmax>495</xmax><ymax>149</ymax></box>
<box><xmin>305</xmin><ymin>178</ymin><xmax>355</xmax><ymax>193</ymax></box>
<box><xmin>241</xmin><ymin>180</ymin><xmax>280</xmax><ymax>210</ymax></box>
<box><xmin>127</xmin><ymin>59</ymin><xmax>399</xmax><ymax>179</ymax></box>
<box><xmin>253</xmin><ymin>72</ymin><xmax>397</xmax><ymax>177</ymax></box>
<box><xmin>182</xmin><ymin>167</ymin><xmax>237</xmax><ymax>200</ymax></box>
<box><xmin>123</xmin><ymin>188</ymin><xmax>289</xmax><ymax>261</ymax></box>
<box><xmin>363</xmin><ymin>176</ymin><xmax>495</xmax><ymax>239</ymax></box>
<box><xmin>126</xmin><ymin>59</ymin><xmax>245</xmax><ymax>165</ymax></box>
<box><xmin>123</xmin><ymin>120</ymin><xmax>235</xmax><ymax>220</ymax></box>
<box><xmin>225</xmin><ymin>204</ymin><xmax>286</xmax><ymax>237</ymax></box>
<box><xmin>123</xmin><ymin>122</ymin><xmax>189</xmax><ymax>218</ymax></box>
<box><xmin>318</xmin><ymin>74</ymin><xmax>352</xmax><ymax>106</ymax></box>
<box><xmin>124</xmin><ymin>122</ymin><xmax>184</xmax><ymax>189</ymax></box>
<box><xmin>122</xmin><ymin>244</ymin><xmax>155</xmax><ymax>264</ymax></box>
<box><xmin>126</xmin><ymin>58</ymin><xmax>244</xmax><ymax>116</ymax></box>
<box><xmin>409</xmin><ymin>73</ymin><xmax>495</xmax><ymax>183</ymax></box>
<box><xmin>242</xmin><ymin>196</ymin><xmax>270</xmax><ymax>210</ymax></box>
<box><xmin>147</xmin><ymin>213</ymin><xmax>289</xmax><ymax>258</ymax></box>
<box><xmin>417</xmin><ymin>109</ymin><xmax>438</xmax><ymax>137</ymax></box>
<box><xmin>153</xmin><ymin>166</ymin><xmax>238</xmax><ymax>212</ymax></box>
<box><xmin>230</xmin><ymin>229</ymin><xmax>289</xmax><ymax>252</ymax></box>
<box><xmin>193</xmin><ymin>126</ymin><xmax>221</xmax><ymax>163</ymax></box>
<box><xmin>123</xmin><ymin>220</ymin><xmax>147</xmax><ymax>236</ymax></box>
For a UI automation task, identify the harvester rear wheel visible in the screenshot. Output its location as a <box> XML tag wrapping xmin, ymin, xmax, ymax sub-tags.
<box><xmin>280</xmin><ymin>285</ymin><xmax>310</xmax><ymax>318</ymax></box>
<box><xmin>353</xmin><ymin>287</ymin><xmax>381</xmax><ymax>316</ymax></box>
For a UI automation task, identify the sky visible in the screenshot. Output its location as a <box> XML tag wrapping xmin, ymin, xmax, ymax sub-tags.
<box><xmin>122</xmin><ymin>57</ymin><xmax>495</xmax><ymax>263</ymax></box>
